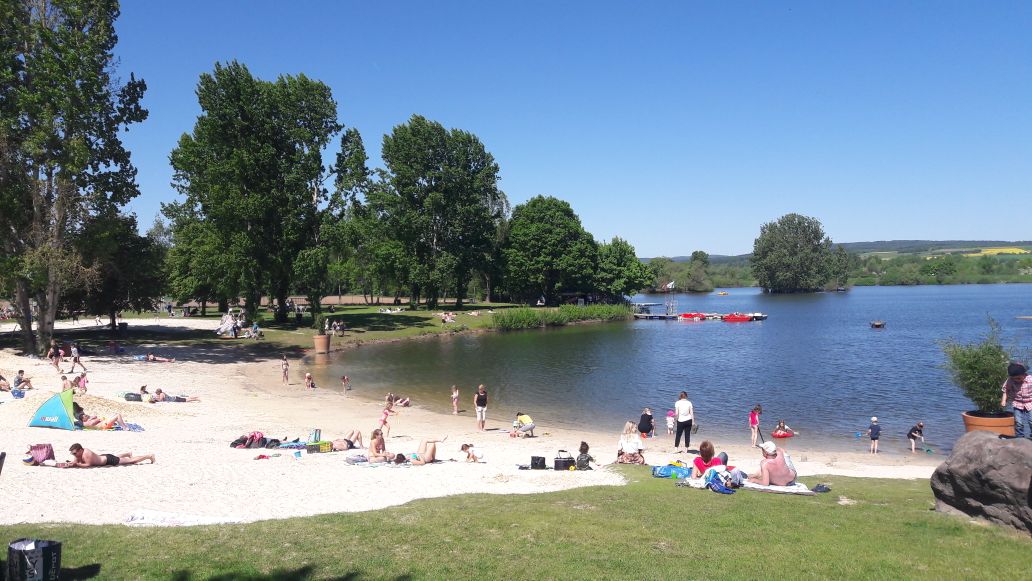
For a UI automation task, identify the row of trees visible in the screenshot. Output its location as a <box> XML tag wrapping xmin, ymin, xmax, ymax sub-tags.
<box><xmin>163</xmin><ymin>62</ymin><xmax>654</xmax><ymax>320</ymax></box>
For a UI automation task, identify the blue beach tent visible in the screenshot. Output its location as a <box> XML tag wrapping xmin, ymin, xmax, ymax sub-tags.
<box><xmin>28</xmin><ymin>390</ymin><xmax>78</xmax><ymax>430</ymax></box>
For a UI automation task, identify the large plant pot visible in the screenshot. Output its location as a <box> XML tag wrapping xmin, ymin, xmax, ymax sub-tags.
<box><xmin>313</xmin><ymin>334</ymin><xmax>331</xmax><ymax>354</ymax></box>
<box><xmin>961</xmin><ymin>411</ymin><xmax>1015</xmax><ymax>436</ymax></box>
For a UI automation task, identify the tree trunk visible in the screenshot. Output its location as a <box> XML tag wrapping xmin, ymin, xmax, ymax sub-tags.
<box><xmin>200</xmin><ymin>300</ymin><xmax>207</xmax><ymax>317</ymax></box>
<box><xmin>275</xmin><ymin>288</ymin><xmax>289</xmax><ymax>323</ymax></box>
<box><xmin>218</xmin><ymin>298</ymin><xmax>229</xmax><ymax>313</ymax></box>
<box><xmin>13</xmin><ymin>280</ymin><xmax>36</xmax><ymax>355</ymax></box>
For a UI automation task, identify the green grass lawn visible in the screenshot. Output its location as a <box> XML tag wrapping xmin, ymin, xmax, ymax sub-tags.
<box><xmin>0</xmin><ymin>470</ymin><xmax>1027</xmax><ymax>580</ymax></box>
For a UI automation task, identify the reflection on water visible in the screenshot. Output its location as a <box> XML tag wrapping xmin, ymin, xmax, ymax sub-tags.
<box><xmin>311</xmin><ymin>284</ymin><xmax>1031</xmax><ymax>453</ymax></box>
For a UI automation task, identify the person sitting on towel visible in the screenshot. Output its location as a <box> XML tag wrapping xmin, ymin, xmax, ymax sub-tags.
<box><xmin>747</xmin><ymin>441</ymin><xmax>796</xmax><ymax>486</ymax></box>
<box><xmin>691</xmin><ymin>440</ymin><xmax>730</xmax><ymax>478</ymax></box>
<box><xmin>63</xmin><ymin>443</ymin><xmax>154</xmax><ymax>468</ymax></box>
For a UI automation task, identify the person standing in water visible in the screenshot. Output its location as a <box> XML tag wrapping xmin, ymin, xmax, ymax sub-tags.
<box><xmin>451</xmin><ymin>385</ymin><xmax>460</xmax><ymax>415</ymax></box>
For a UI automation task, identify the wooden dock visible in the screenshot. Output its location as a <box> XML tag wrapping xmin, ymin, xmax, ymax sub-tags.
<box><xmin>633</xmin><ymin>313</ymin><xmax>679</xmax><ymax>320</ymax></box>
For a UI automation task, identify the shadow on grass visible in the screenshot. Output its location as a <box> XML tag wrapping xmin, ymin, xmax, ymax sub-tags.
<box><xmin>0</xmin><ymin>326</ymin><xmax>307</xmax><ymax>365</ymax></box>
<box><xmin>0</xmin><ymin>560</ymin><xmax>101</xmax><ymax>580</ymax></box>
<box><xmin>170</xmin><ymin>567</ymin><xmax>377</xmax><ymax>581</ymax></box>
<box><xmin>327</xmin><ymin>313</ymin><xmax>435</xmax><ymax>333</ymax></box>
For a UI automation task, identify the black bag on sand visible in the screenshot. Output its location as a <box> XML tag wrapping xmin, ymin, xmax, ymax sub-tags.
<box><xmin>7</xmin><ymin>538</ymin><xmax>61</xmax><ymax>581</ymax></box>
<box><xmin>554</xmin><ymin>450</ymin><xmax>575</xmax><ymax>471</ymax></box>
<box><xmin>531</xmin><ymin>456</ymin><xmax>546</xmax><ymax>470</ymax></box>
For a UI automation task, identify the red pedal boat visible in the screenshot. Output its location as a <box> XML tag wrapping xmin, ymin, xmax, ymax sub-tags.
<box><xmin>722</xmin><ymin>313</ymin><xmax>752</xmax><ymax>322</ymax></box>
<box><xmin>678</xmin><ymin>312</ymin><xmax>706</xmax><ymax>321</ymax></box>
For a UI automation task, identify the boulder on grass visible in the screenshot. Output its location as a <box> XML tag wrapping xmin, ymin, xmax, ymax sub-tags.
<box><xmin>930</xmin><ymin>431</ymin><xmax>1032</xmax><ymax>534</ymax></box>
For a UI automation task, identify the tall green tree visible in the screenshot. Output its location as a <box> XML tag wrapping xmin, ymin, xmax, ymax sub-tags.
<box><xmin>62</xmin><ymin>212</ymin><xmax>165</xmax><ymax>326</ymax></box>
<box><xmin>503</xmin><ymin>196</ymin><xmax>598</xmax><ymax>305</ymax></box>
<box><xmin>0</xmin><ymin>0</ymin><xmax>147</xmax><ymax>353</ymax></box>
<box><xmin>376</xmin><ymin>115</ymin><xmax>506</xmax><ymax>308</ymax></box>
<box><xmin>169</xmin><ymin>62</ymin><xmax>339</xmax><ymax>319</ymax></box>
<box><xmin>595</xmin><ymin>237</ymin><xmax>652</xmax><ymax>301</ymax></box>
<box><xmin>751</xmin><ymin>213</ymin><xmax>833</xmax><ymax>293</ymax></box>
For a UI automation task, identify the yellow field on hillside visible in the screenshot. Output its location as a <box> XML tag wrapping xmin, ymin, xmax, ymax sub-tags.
<box><xmin>975</xmin><ymin>247</ymin><xmax>1029</xmax><ymax>255</ymax></box>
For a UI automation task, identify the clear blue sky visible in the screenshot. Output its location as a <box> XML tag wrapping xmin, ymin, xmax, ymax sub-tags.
<box><xmin>115</xmin><ymin>1</ymin><xmax>1031</xmax><ymax>257</ymax></box>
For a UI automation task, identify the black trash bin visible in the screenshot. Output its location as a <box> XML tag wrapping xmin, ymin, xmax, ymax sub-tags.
<box><xmin>7</xmin><ymin>538</ymin><xmax>61</xmax><ymax>580</ymax></box>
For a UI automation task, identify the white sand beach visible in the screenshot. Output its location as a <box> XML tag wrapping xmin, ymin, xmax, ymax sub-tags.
<box><xmin>0</xmin><ymin>319</ymin><xmax>941</xmax><ymax>526</ymax></box>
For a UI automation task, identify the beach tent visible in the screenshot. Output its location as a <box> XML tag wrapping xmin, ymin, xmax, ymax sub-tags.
<box><xmin>28</xmin><ymin>390</ymin><xmax>77</xmax><ymax>430</ymax></box>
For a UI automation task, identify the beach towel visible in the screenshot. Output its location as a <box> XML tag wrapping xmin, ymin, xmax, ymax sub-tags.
<box><xmin>740</xmin><ymin>481</ymin><xmax>815</xmax><ymax>496</ymax></box>
<box><xmin>651</xmin><ymin>464</ymin><xmax>693</xmax><ymax>479</ymax></box>
<box><xmin>113</xmin><ymin>423</ymin><xmax>146</xmax><ymax>432</ymax></box>
<box><xmin>124</xmin><ymin>509</ymin><xmax>243</xmax><ymax>527</ymax></box>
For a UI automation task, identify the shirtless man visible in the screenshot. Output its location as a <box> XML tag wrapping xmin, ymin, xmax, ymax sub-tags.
<box><xmin>748</xmin><ymin>441</ymin><xmax>796</xmax><ymax>486</ymax></box>
<box><xmin>63</xmin><ymin>443</ymin><xmax>155</xmax><ymax>468</ymax></box>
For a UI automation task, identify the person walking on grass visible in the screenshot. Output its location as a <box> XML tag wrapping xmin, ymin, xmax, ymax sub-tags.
<box><xmin>474</xmin><ymin>384</ymin><xmax>488</xmax><ymax>431</ymax></box>
<box><xmin>674</xmin><ymin>391</ymin><xmax>694</xmax><ymax>453</ymax></box>
<box><xmin>1002</xmin><ymin>362</ymin><xmax>1032</xmax><ymax>439</ymax></box>
<box><xmin>867</xmin><ymin>417</ymin><xmax>881</xmax><ymax>453</ymax></box>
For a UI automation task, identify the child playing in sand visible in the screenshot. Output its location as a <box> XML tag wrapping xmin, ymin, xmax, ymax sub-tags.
<box><xmin>460</xmin><ymin>443</ymin><xmax>483</xmax><ymax>462</ymax></box>
<box><xmin>379</xmin><ymin>401</ymin><xmax>399</xmax><ymax>437</ymax></box>
<box><xmin>304</xmin><ymin>373</ymin><xmax>316</xmax><ymax>389</ymax></box>
<box><xmin>749</xmin><ymin>405</ymin><xmax>763</xmax><ymax>447</ymax></box>
<box><xmin>666</xmin><ymin>410</ymin><xmax>675</xmax><ymax>435</ymax></box>
<box><xmin>576</xmin><ymin>441</ymin><xmax>596</xmax><ymax>470</ymax></box>
<box><xmin>867</xmin><ymin>416</ymin><xmax>881</xmax><ymax>454</ymax></box>
<box><xmin>451</xmin><ymin>385</ymin><xmax>460</xmax><ymax>415</ymax></box>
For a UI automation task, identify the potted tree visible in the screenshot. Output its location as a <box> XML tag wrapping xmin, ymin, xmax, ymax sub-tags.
<box><xmin>940</xmin><ymin>319</ymin><xmax>1015</xmax><ymax>436</ymax></box>
<box><xmin>312</xmin><ymin>314</ymin><xmax>331</xmax><ymax>354</ymax></box>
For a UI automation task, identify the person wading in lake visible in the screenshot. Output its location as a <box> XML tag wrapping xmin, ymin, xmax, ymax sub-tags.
<box><xmin>474</xmin><ymin>384</ymin><xmax>488</xmax><ymax>431</ymax></box>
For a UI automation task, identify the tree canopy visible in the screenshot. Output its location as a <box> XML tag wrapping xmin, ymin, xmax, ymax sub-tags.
<box><xmin>0</xmin><ymin>0</ymin><xmax>147</xmax><ymax>353</ymax></box>
<box><xmin>751</xmin><ymin>213</ymin><xmax>833</xmax><ymax>293</ymax></box>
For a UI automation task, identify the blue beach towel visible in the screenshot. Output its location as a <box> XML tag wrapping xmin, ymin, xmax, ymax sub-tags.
<box><xmin>113</xmin><ymin>423</ymin><xmax>146</xmax><ymax>432</ymax></box>
<box><xmin>651</xmin><ymin>464</ymin><xmax>693</xmax><ymax>479</ymax></box>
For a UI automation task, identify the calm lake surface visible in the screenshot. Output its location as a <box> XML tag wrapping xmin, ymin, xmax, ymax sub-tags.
<box><xmin>314</xmin><ymin>285</ymin><xmax>1031</xmax><ymax>454</ymax></box>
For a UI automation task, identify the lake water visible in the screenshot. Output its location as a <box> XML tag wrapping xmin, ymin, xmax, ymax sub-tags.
<box><xmin>313</xmin><ymin>285</ymin><xmax>1031</xmax><ymax>454</ymax></box>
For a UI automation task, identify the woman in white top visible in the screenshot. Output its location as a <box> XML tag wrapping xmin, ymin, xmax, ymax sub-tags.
<box><xmin>674</xmin><ymin>391</ymin><xmax>695</xmax><ymax>453</ymax></box>
<box><xmin>617</xmin><ymin>421</ymin><xmax>645</xmax><ymax>464</ymax></box>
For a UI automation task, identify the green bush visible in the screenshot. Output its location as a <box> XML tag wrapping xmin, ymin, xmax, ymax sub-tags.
<box><xmin>940</xmin><ymin>318</ymin><xmax>1010</xmax><ymax>413</ymax></box>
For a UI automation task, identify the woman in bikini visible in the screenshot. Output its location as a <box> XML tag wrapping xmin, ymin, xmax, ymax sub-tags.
<box><xmin>393</xmin><ymin>437</ymin><xmax>448</xmax><ymax>465</ymax></box>
<box><xmin>368</xmin><ymin>429</ymin><xmax>390</xmax><ymax>462</ymax></box>
<box><xmin>451</xmin><ymin>385</ymin><xmax>459</xmax><ymax>415</ymax></box>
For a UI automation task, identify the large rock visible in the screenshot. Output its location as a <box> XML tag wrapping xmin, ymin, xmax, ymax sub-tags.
<box><xmin>931</xmin><ymin>431</ymin><xmax>1032</xmax><ymax>534</ymax></box>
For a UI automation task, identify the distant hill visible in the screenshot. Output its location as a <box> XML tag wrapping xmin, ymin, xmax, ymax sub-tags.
<box><xmin>642</xmin><ymin>240</ymin><xmax>1032</xmax><ymax>263</ymax></box>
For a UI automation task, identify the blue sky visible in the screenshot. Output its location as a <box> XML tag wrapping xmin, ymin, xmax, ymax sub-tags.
<box><xmin>115</xmin><ymin>1</ymin><xmax>1031</xmax><ymax>256</ymax></box>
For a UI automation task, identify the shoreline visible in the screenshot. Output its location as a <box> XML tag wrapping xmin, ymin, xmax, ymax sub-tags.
<box><xmin>0</xmin><ymin>319</ymin><xmax>941</xmax><ymax>526</ymax></box>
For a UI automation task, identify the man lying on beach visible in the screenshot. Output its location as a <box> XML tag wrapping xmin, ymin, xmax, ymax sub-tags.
<box><xmin>747</xmin><ymin>441</ymin><xmax>796</xmax><ymax>486</ymax></box>
<box><xmin>145</xmin><ymin>352</ymin><xmax>175</xmax><ymax>363</ymax></box>
<box><xmin>62</xmin><ymin>443</ymin><xmax>155</xmax><ymax>468</ymax></box>
<box><xmin>331</xmin><ymin>429</ymin><xmax>365</xmax><ymax>451</ymax></box>
<box><xmin>152</xmin><ymin>388</ymin><xmax>200</xmax><ymax>403</ymax></box>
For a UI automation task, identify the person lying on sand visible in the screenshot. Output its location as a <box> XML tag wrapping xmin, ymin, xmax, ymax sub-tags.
<box><xmin>146</xmin><ymin>352</ymin><xmax>175</xmax><ymax>363</ymax></box>
<box><xmin>0</xmin><ymin>372</ymin><xmax>9</xmax><ymax>391</ymax></box>
<box><xmin>63</xmin><ymin>443</ymin><xmax>154</xmax><ymax>468</ymax></box>
<box><xmin>331</xmin><ymin>429</ymin><xmax>365</xmax><ymax>451</ymax></box>
<box><xmin>393</xmin><ymin>437</ymin><xmax>447</xmax><ymax>465</ymax></box>
<box><xmin>152</xmin><ymin>388</ymin><xmax>200</xmax><ymax>403</ymax></box>
<box><xmin>72</xmin><ymin>402</ymin><xmax>129</xmax><ymax>430</ymax></box>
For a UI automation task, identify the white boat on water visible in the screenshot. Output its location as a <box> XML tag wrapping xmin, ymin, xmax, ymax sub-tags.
<box><xmin>747</xmin><ymin>313</ymin><xmax>768</xmax><ymax>321</ymax></box>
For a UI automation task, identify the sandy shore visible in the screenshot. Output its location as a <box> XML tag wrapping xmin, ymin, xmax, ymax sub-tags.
<box><xmin>0</xmin><ymin>319</ymin><xmax>941</xmax><ymax>526</ymax></box>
